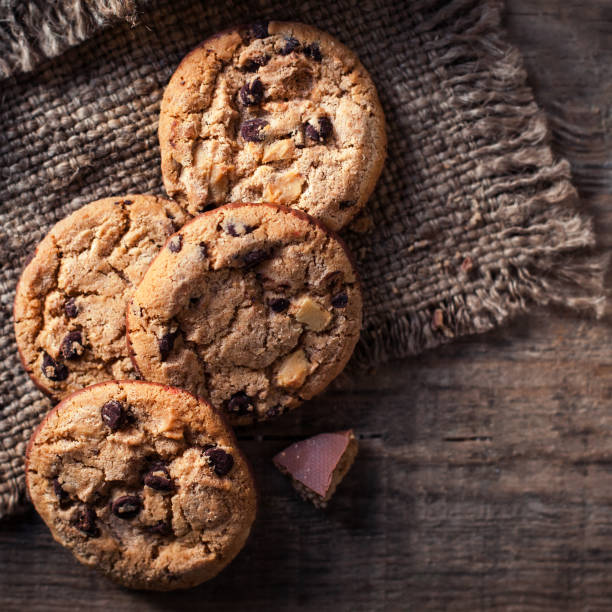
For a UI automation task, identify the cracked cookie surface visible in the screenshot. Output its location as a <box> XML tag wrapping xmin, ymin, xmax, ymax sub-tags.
<box><xmin>26</xmin><ymin>381</ymin><xmax>257</xmax><ymax>591</ymax></box>
<box><xmin>159</xmin><ymin>21</ymin><xmax>386</xmax><ymax>231</ymax></box>
<box><xmin>14</xmin><ymin>195</ymin><xmax>190</xmax><ymax>400</ymax></box>
<box><xmin>126</xmin><ymin>203</ymin><xmax>362</xmax><ymax>425</ymax></box>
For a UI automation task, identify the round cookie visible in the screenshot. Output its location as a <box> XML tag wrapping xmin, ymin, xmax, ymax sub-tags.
<box><xmin>159</xmin><ymin>21</ymin><xmax>386</xmax><ymax>231</ymax></box>
<box><xmin>26</xmin><ymin>381</ymin><xmax>257</xmax><ymax>591</ymax></box>
<box><xmin>126</xmin><ymin>202</ymin><xmax>362</xmax><ymax>425</ymax></box>
<box><xmin>14</xmin><ymin>195</ymin><xmax>190</xmax><ymax>400</ymax></box>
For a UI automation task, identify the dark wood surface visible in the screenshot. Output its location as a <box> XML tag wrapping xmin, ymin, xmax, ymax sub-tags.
<box><xmin>3</xmin><ymin>1</ymin><xmax>612</xmax><ymax>610</ymax></box>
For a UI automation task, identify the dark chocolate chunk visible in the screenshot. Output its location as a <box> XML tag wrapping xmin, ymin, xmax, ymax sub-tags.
<box><xmin>41</xmin><ymin>351</ymin><xmax>68</xmax><ymax>381</ymax></box>
<box><xmin>158</xmin><ymin>331</ymin><xmax>177</xmax><ymax>361</ymax></box>
<box><xmin>144</xmin><ymin>463</ymin><xmax>174</xmax><ymax>492</ymax></box>
<box><xmin>331</xmin><ymin>291</ymin><xmax>348</xmax><ymax>308</ymax></box>
<box><xmin>64</xmin><ymin>298</ymin><xmax>78</xmax><ymax>318</ymax></box>
<box><xmin>250</xmin><ymin>21</ymin><xmax>269</xmax><ymax>39</ymax></box>
<box><xmin>241</xmin><ymin>249</ymin><xmax>269</xmax><ymax>268</ymax></box>
<box><xmin>204</xmin><ymin>448</ymin><xmax>234</xmax><ymax>476</ymax></box>
<box><xmin>305</xmin><ymin>116</ymin><xmax>333</xmax><ymax>143</ymax></box>
<box><xmin>240</xmin><ymin>118</ymin><xmax>269</xmax><ymax>142</ymax></box>
<box><xmin>273</xmin><ymin>430</ymin><xmax>356</xmax><ymax>502</ymax></box>
<box><xmin>302</xmin><ymin>42</ymin><xmax>322</xmax><ymax>62</ymax></box>
<box><xmin>72</xmin><ymin>506</ymin><xmax>100</xmax><ymax>537</ymax></box>
<box><xmin>239</xmin><ymin>78</ymin><xmax>264</xmax><ymax>106</ymax></box>
<box><xmin>339</xmin><ymin>200</ymin><xmax>355</xmax><ymax>210</ymax></box>
<box><xmin>168</xmin><ymin>234</ymin><xmax>183</xmax><ymax>253</ymax></box>
<box><xmin>111</xmin><ymin>495</ymin><xmax>142</xmax><ymax>519</ymax></box>
<box><xmin>60</xmin><ymin>330</ymin><xmax>84</xmax><ymax>360</ymax></box>
<box><xmin>101</xmin><ymin>399</ymin><xmax>125</xmax><ymax>431</ymax></box>
<box><xmin>225</xmin><ymin>391</ymin><xmax>254</xmax><ymax>415</ymax></box>
<box><xmin>279</xmin><ymin>36</ymin><xmax>300</xmax><ymax>55</ymax></box>
<box><xmin>189</xmin><ymin>296</ymin><xmax>200</xmax><ymax>306</ymax></box>
<box><xmin>242</xmin><ymin>55</ymin><xmax>270</xmax><ymax>72</ymax></box>
<box><xmin>145</xmin><ymin>520</ymin><xmax>173</xmax><ymax>536</ymax></box>
<box><xmin>53</xmin><ymin>478</ymin><xmax>72</xmax><ymax>509</ymax></box>
<box><xmin>199</xmin><ymin>241</ymin><xmax>209</xmax><ymax>258</ymax></box>
<box><xmin>268</xmin><ymin>297</ymin><xmax>290</xmax><ymax>313</ymax></box>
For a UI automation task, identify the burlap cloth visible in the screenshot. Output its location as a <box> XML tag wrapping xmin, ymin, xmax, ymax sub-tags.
<box><xmin>0</xmin><ymin>0</ymin><xmax>606</xmax><ymax>518</ymax></box>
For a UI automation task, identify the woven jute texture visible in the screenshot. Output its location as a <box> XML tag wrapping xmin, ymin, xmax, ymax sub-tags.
<box><xmin>0</xmin><ymin>0</ymin><xmax>605</xmax><ymax>518</ymax></box>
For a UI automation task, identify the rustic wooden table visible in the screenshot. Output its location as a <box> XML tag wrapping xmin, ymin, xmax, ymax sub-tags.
<box><xmin>2</xmin><ymin>1</ymin><xmax>612</xmax><ymax>610</ymax></box>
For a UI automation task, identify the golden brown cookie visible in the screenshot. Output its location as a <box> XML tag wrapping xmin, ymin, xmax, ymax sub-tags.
<box><xmin>126</xmin><ymin>202</ymin><xmax>362</xmax><ymax>425</ymax></box>
<box><xmin>14</xmin><ymin>195</ymin><xmax>190</xmax><ymax>400</ymax></box>
<box><xmin>159</xmin><ymin>21</ymin><xmax>386</xmax><ymax>231</ymax></box>
<box><xmin>26</xmin><ymin>381</ymin><xmax>257</xmax><ymax>591</ymax></box>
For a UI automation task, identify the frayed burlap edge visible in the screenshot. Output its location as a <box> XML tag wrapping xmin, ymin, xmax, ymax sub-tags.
<box><xmin>0</xmin><ymin>0</ymin><xmax>143</xmax><ymax>78</ymax></box>
<box><xmin>351</xmin><ymin>0</ymin><xmax>607</xmax><ymax>368</ymax></box>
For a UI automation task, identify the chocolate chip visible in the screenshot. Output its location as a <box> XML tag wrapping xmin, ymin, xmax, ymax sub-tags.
<box><xmin>111</xmin><ymin>495</ymin><xmax>142</xmax><ymax>519</ymax></box>
<box><xmin>241</xmin><ymin>249</ymin><xmax>269</xmax><ymax>268</ymax></box>
<box><xmin>225</xmin><ymin>391</ymin><xmax>254</xmax><ymax>415</ymax></box>
<box><xmin>144</xmin><ymin>463</ymin><xmax>174</xmax><ymax>492</ymax></box>
<box><xmin>144</xmin><ymin>520</ymin><xmax>172</xmax><ymax>536</ymax></box>
<box><xmin>101</xmin><ymin>399</ymin><xmax>125</xmax><ymax>431</ymax></box>
<box><xmin>168</xmin><ymin>234</ymin><xmax>183</xmax><ymax>253</ymax></box>
<box><xmin>225</xmin><ymin>222</ymin><xmax>239</xmax><ymax>237</ymax></box>
<box><xmin>268</xmin><ymin>297</ymin><xmax>290</xmax><ymax>313</ymax></box>
<box><xmin>53</xmin><ymin>478</ymin><xmax>72</xmax><ymax>509</ymax></box>
<box><xmin>199</xmin><ymin>241</ymin><xmax>209</xmax><ymax>258</ymax></box>
<box><xmin>240</xmin><ymin>78</ymin><xmax>264</xmax><ymax>106</ymax></box>
<box><xmin>41</xmin><ymin>352</ymin><xmax>68</xmax><ymax>381</ymax></box>
<box><xmin>60</xmin><ymin>330</ymin><xmax>84</xmax><ymax>360</ymax></box>
<box><xmin>250</xmin><ymin>21</ymin><xmax>269</xmax><ymax>39</ymax></box>
<box><xmin>204</xmin><ymin>448</ymin><xmax>234</xmax><ymax>476</ymax></box>
<box><xmin>279</xmin><ymin>36</ymin><xmax>300</xmax><ymax>55</ymax></box>
<box><xmin>225</xmin><ymin>221</ymin><xmax>256</xmax><ymax>237</ymax></box>
<box><xmin>339</xmin><ymin>200</ymin><xmax>355</xmax><ymax>210</ymax></box>
<box><xmin>64</xmin><ymin>298</ymin><xmax>78</xmax><ymax>318</ymax></box>
<box><xmin>158</xmin><ymin>331</ymin><xmax>177</xmax><ymax>361</ymax></box>
<box><xmin>318</xmin><ymin>116</ymin><xmax>333</xmax><ymax>139</ymax></box>
<box><xmin>303</xmin><ymin>42</ymin><xmax>322</xmax><ymax>62</ymax></box>
<box><xmin>266</xmin><ymin>405</ymin><xmax>283</xmax><ymax>419</ymax></box>
<box><xmin>189</xmin><ymin>296</ymin><xmax>200</xmax><ymax>306</ymax></box>
<box><xmin>305</xmin><ymin>116</ymin><xmax>333</xmax><ymax>143</ymax></box>
<box><xmin>72</xmin><ymin>506</ymin><xmax>99</xmax><ymax>537</ymax></box>
<box><xmin>240</xmin><ymin>118</ymin><xmax>269</xmax><ymax>142</ymax></box>
<box><xmin>331</xmin><ymin>291</ymin><xmax>349</xmax><ymax>308</ymax></box>
<box><xmin>242</xmin><ymin>55</ymin><xmax>270</xmax><ymax>72</ymax></box>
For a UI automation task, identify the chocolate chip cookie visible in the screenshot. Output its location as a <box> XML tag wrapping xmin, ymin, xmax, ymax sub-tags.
<box><xmin>14</xmin><ymin>195</ymin><xmax>190</xmax><ymax>400</ymax></box>
<box><xmin>126</xmin><ymin>202</ymin><xmax>362</xmax><ymax>425</ymax></box>
<box><xmin>26</xmin><ymin>381</ymin><xmax>257</xmax><ymax>590</ymax></box>
<box><xmin>159</xmin><ymin>21</ymin><xmax>386</xmax><ymax>231</ymax></box>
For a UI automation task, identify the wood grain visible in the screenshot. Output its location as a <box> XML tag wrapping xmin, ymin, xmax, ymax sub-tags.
<box><xmin>2</xmin><ymin>1</ymin><xmax>612</xmax><ymax>610</ymax></box>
